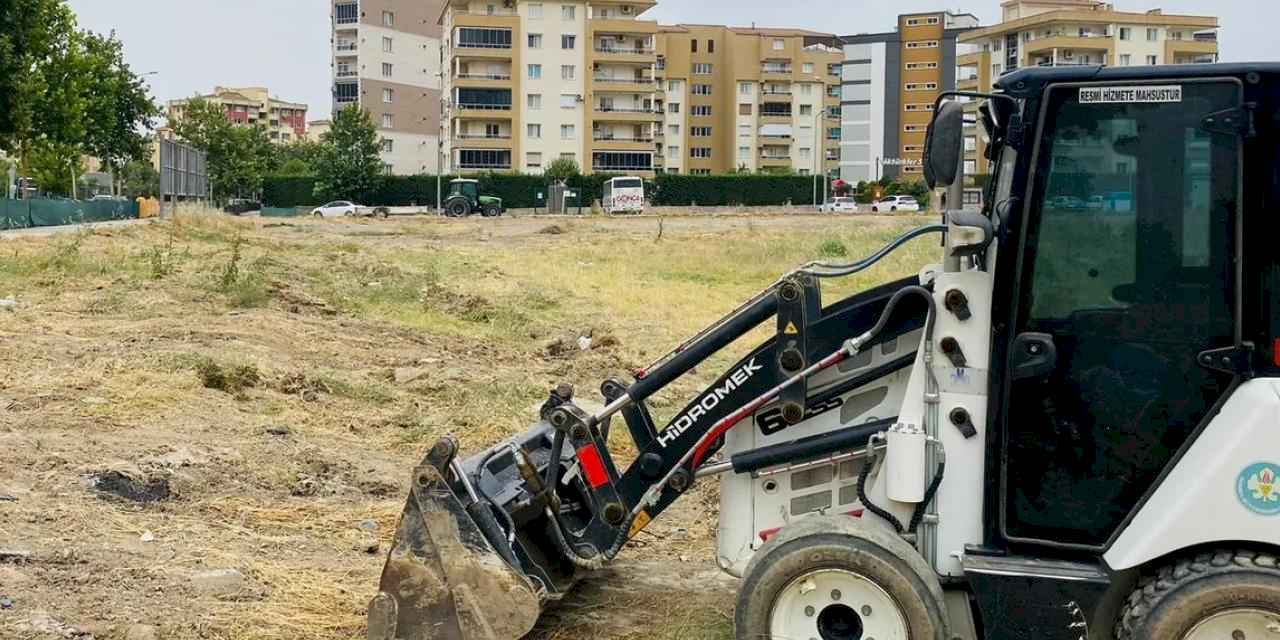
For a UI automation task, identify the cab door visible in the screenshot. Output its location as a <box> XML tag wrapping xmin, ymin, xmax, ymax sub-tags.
<box><xmin>999</xmin><ymin>79</ymin><xmax>1243</xmax><ymax>549</ymax></box>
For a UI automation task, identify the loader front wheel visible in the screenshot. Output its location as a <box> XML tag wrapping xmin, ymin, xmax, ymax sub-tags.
<box><xmin>735</xmin><ymin>532</ymin><xmax>945</xmax><ymax>640</ymax></box>
<box><xmin>1116</xmin><ymin>549</ymin><xmax>1280</xmax><ymax>640</ymax></box>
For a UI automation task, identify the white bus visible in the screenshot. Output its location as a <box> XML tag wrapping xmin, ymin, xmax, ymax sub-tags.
<box><xmin>601</xmin><ymin>177</ymin><xmax>645</xmax><ymax>215</ymax></box>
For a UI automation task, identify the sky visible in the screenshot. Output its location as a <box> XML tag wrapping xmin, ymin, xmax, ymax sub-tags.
<box><xmin>67</xmin><ymin>0</ymin><xmax>1276</xmax><ymax>122</ymax></box>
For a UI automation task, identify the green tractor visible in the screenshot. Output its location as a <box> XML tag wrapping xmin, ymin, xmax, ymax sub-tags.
<box><xmin>443</xmin><ymin>179</ymin><xmax>504</xmax><ymax>218</ymax></box>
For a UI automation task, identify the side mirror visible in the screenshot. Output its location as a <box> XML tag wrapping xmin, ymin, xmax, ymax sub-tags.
<box><xmin>923</xmin><ymin>101</ymin><xmax>965</xmax><ymax>189</ymax></box>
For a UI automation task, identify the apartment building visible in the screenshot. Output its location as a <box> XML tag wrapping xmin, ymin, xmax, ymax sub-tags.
<box><xmin>838</xmin><ymin>12</ymin><xmax>980</xmax><ymax>184</ymax></box>
<box><xmin>331</xmin><ymin>0</ymin><xmax>445</xmax><ymax>175</ymax></box>
<box><xmin>957</xmin><ymin>0</ymin><xmax>1218</xmax><ymax>173</ymax></box>
<box><xmin>438</xmin><ymin>0</ymin><xmax>842</xmax><ymax>177</ymax></box>
<box><xmin>167</xmin><ymin>87</ymin><xmax>309</xmax><ymax>144</ymax></box>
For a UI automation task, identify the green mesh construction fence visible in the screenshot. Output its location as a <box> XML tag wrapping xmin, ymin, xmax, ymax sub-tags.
<box><xmin>2</xmin><ymin>198</ymin><xmax>139</xmax><ymax>229</ymax></box>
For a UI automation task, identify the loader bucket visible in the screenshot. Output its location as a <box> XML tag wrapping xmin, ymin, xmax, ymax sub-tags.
<box><xmin>367</xmin><ymin>438</ymin><xmax>543</xmax><ymax>640</ymax></box>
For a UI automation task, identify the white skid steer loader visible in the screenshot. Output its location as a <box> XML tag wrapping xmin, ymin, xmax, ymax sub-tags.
<box><xmin>367</xmin><ymin>63</ymin><xmax>1280</xmax><ymax>640</ymax></box>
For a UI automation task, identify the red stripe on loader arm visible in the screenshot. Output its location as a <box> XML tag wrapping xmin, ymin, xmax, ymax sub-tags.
<box><xmin>577</xmin><ymin>444</ymin><xmax>610</xmax><ymax>489</ymax></box>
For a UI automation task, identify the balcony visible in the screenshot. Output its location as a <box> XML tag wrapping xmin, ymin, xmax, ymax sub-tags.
<box><xmin>759</xmin><ymin>110</ymin><xmax>793</xmax><ymax>123</ymax></box>
<box><xmin>457</xmin><ymin>149</ymin><xmax>512</xmax><ymax>172</ymax></box>
<box><xmin>593</xmin><ymin>75</ymin><xmax>657</xmax><ymax>90</ymax></box>
<box><xmin>761</xmin><ymin>64</ymin><xmax>793</xmax><ymax>80</ymax></box>
<box><xmin>335</xmin><ymin>40</ymin><xmax>357</xmax><ymax>53</ymax></box>
<box><xmin>453</xmin><ymin>24</ymin><xmax>515</xmax><ymax>58</ymax></box>
<box><xmin>593</xmin><ymin>43</ymin><xmax>656</xmax><ymax>65</ymax></box>
<box><xmin>1166</xmin><ymin>39</ymin><xmax>1217</xmax><ymax>61</ymax></box>
<box><xmin>335</xmin><ymin>69</ymin><xmax>358</xmax><ymax>79</ymax></box>
<box><xmin>593</xmin><ymin>105</ymin><xmax>661</xmax><ymax>122</ymax></box>
<box><xmin>761</xmin><ymin>88</ymin><xmax>793</xmax><ymax>97</ymax></box>
<box><xmin>592</xmin><ymin>151</ymin><xmax>655</xmax><ymax>174</ymax></box>
<box><xmin>454</xmin><ymin>69</ymin><xmax>513</xmax><ymax>88</ymax></box>
<box><xmin>958</xmin><ymin>76</ymin><xmax>979</xmax><ymax>91</ymax></box>
<box><xmin>760</xmin><ymin>154</ymin><xmax>791</xmax><ymax>167</ymax></box>
<box><xmin>1024</xmin><ymin>35</ymin><xmax>1111</xmax><ymax>55</ymax></box>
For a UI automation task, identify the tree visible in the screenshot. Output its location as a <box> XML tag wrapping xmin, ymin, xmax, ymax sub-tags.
<box><xmin>27</xmin><ymin>140</ymin><xmax>83</xmax><ymax>197</ymax></box>
<box><xmin>78</xmin><ymin>30</ymin><xmax>159</xmax><ymax>188</ymax></box>
<box><xmin>313</xmin><ymin>105</ymin><xmax>383</xmax><ymax>202</ymax></box>
<box><xmin>172</xmin><ymin>98</ymin><xmax>277</xmax><ymax>199</ymax></box>
<box><xmin>543</xmin><ymin>157</ymin><xmax>580</xmax><ymax>183</ymax></box>
<box><xmin>0</xmin><ymin>0</ymin><xmax>80</xmax><ymax>155</ymax></box>
<box><xmin>119</xmin><ymin>158</ymin><xmax>159</xmax><ymax>199</ymax></box>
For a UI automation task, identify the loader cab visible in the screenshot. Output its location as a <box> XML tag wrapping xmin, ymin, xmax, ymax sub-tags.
<box><xmin>939</xmin><ymin>66</ymin><xmax>1262</xmax><ymax>554</ymax></box>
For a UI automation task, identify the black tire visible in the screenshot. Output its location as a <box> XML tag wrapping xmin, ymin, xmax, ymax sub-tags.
<box><xmin>376</xmin><ymin>207</ymin><xmax>390</xmax><ymax>218</ymax></box>
<box><xmin>1116</xmin><ymin>549</ymin><xmax>1280</xmax><ymax>640</ymax></box>
<box><xmin>891</xmin><ymin>206</ymin><xmax>898</xmax><ymax>212</ymax></box>
<box><xmin>482</xmin><ymin>204</ymin><xmax>502</xmax><ymax>218</ymax></box>
<box><xmin>734</xmin><ymin>533</ymin><xmax>947</xmax><ymax>640</ymax></box>
<box><xmin>445</xmin><ymin>199</ymin><xmax>470</xmax><ymax>218</ymax></box>
<box><xmin>871</xmin><ymin>207</ymin><xmax>879</xmax><ymax>213</ymax></box>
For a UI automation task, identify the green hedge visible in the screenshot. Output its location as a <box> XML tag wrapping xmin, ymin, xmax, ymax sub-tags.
<box><xmin>261</xmin><ymin>173</ymin><xmax>821</xmax><ymax>209</ymax></box>
<box><xmin>651</xmin><ymin>174</ymin><xmax>818</xmax><ymax>206</ymax></box>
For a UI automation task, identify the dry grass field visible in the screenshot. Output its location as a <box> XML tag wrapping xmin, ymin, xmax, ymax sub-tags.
<box><xmin>0</xmin><ymin>211</ymin><xmax>934</xmax><ymax>640</ymax></box>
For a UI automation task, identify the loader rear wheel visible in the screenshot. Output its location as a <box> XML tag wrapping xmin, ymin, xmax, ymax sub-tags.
<box><xmin>735</xmin><ymin>533</ymin><xmax>945</xmax><ymax>640</ymax></box>
<box><xmin>1115</xmin><ymin>549</ymin><xmax>1280</xmax><ymax>640</ymax></box>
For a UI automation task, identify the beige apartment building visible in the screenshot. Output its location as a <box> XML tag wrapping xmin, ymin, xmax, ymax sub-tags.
<box><xmin>331</xmin><ymin>0</ymin><xmax>445</xmax><ymax>175</ymax></box>
<box><xmin>439</xmin><ymin>0</ymin><xmax>842</xmax><ymax>177</ymax></box>
<box><xmin>958</xmin><ymin>0</ymin><xmax>1218</xmax><ymax>172</ymax></box>
<box><xmin>167</xmin><ymin>87</ymin><xmax>309</xmax><ymax>144</ymax></box>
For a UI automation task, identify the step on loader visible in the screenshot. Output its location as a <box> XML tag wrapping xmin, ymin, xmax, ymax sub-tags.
<box><xmin>369</xmin><ymin>63</ymin><xmax>1280</xmax><ymax>640</ymax></box>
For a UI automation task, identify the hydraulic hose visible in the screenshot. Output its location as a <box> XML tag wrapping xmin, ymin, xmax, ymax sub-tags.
<box><xmin>857</xmin><ymin>433</ymin><xmax>904</xmax><ymax>534</ymax></box>
<box><xmin>908</xmin><ymin>460</ymin><xmax>945</xmax><ymax>534</ymax></box>
<box><xmin>801</xmin><ymin>224</ymin><xmax>947</xmax><ymax>278</ymax></box>
<box><xmin>544</xmin><ymin>506</ymin><xmax>608</xmax><ymax>571</ymax></box>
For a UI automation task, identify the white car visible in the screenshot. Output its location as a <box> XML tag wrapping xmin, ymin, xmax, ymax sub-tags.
<box><xmin>871</xmin><ymin>195</ymin><xmax>921</xmax><ymax>213</ymax></box>
<box><xmin>310</xmin><ymin>201</ymin><xmax>390</xmax><ymax>218</ymax></box>
<box><xmin>821</xmin><ymin>197</ymin><xmax>859</xmax><ymax>214</ymax></box>
<box><xmin>312</xmin><ymin>201</ymin><xmax>359</xmax><ymax>218</ymax></box>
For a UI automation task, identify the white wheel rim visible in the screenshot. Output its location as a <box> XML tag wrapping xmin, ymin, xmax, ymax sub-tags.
<box><xmin>1183</xmin><ymin>608</ymin><xmax>1280</xmax><ymax>640</ymax></box>
<box><xmin>769</xmin><ymin>569</ymin><xmax>908</xmax><ymax>640</ymax></box>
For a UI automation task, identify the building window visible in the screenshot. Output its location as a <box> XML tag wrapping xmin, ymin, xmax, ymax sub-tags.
<box><xmin>383</xmin><ymin>163</ymin><xmax>395</xmax><ymax>174</ymax></box>
<box><xmin>691</xmin><ymin>147</ymin><xmax>712</xmax><ymax>158</ymax></box>
<box><xmin>1170</xmin><ymin>30</ymin><xmax>1184</xmax><ymax>41</ymax></box>
<box><xmin>382</xmin><ymin>11</ymin><xmax>394</xmax><ymax>27</ymax></box>
<box><xmin>799</xmin><ymin>104</ymin><xmax>813</xmax><ymax>116</ymax></box>
<box><xmin>1119</xmin><ymin>54</ymin><xmax>1132</xmax><ymax>66</ymax></box>
<box><xmin>668</xmin><ymin>80</ymin><xmax>680</xmax><ymax>92</ymax></box>
<box><xmin>335</xmin><ymin>3</ymin><xmax>358</xmax><ymax>24</ymax></box>
<box><xmin>1119</xmin><ymin>27</ymin><xmax>1131</xmax><ymax>41</ymax></box>
<box><xmin>905</xmin><ymin>62</ymin><xmax>939</xmax><ymax>70</ymax></box>
<box><xmin>528</xmin><ymin>33</ymin><xmax>543</xmax><ymax>48</ymax></box>
<box><xmin>561</xmin><ymin>5</ymin><xmax>575</xmax><ymax>20</ymax></box>
<box><xmin>561</xmin><ymin>65</ymin><xmax>575</xmax><ymax>80</ymax></box>
<box><xmin>708</xmin><ymin>39</ymin><xmax>715</xmax><ymax>53</ymax></box>
<box><xmin>561</xmin><ymin>124</ymin><xmax>575</xmax><ymax>139</ymax></box>
<box><xmin>560</xmin><ymin>94</ymin><xmax>578</xmax><ymax>108</ymax></box>
<box><xmin>457</xmin><ymin>28</ymin><xmax>513</xmax><ymax>49</ymax></box>
<box><xmin>668</xmin><ymin>102</ymin><xmax>680</xmax><ymax>113</ymax></box>
<box><xmin>739</xmin><ymin>103</ymin><xmax>753</xmax><ymax>115</ymax></box>
<box><xmin>527</xmin><ymin>152</ymin><xmax>542</xmax><ymax>169</ymax></box>
<box><xmin>382</xmin><ymin>88</ymin><xmax>394</xmax><ymax>103</ymax></box>
<box><xmin>693</xmin><ymin>63</ymin><xmax>713</xmax><ymax>75</ymax></box>
<box><xmin>669</xmin><ymin>124</ymin><xmax>680</xmax><ymax>135</ymax></box>
<box><xmin>691</xmin><ymin>169</ymin><xmax>711</xmax><ymax>175</ymax></box>
<box><xmin>382</xmin><ymin>113</ymin><xmax>393</xmax><ymax>128</ymax></box>
<box><xmin>528</xmin><ymin>123</ymin><xmax>542</xmax><ymax>138</ymax></box>
<box><xmin>667</xmin><ymin>145</ymin><xmax>679</xmax><ymax>157</ymax></box>
<box><xmin>993</xmin><ymin>63</ymin><xmax>1002</xmax><ymax>76</ymax></box>
<box><xmin>691</xmin><ymin>39</ymin><xmax>698</xmax><ymax>53</ymax></box>
<box><xmin>1147</xmin><ymin>55</ymin><xmax>1158</xmax><ymax>65</ymax></box>
<box><xmin>1147</xmin><ymin>28</ymin><xmax>1159</xmax><ymax>41</ymax></box>
<box><xmin>383</xmin><ymin>37</ymin><xmax>393</xmax><ymax>53</ymax></box>
<box><xmin>773</xmin><ymin>39</ymin><xmax>785</xmax><ymax>50</ymax></box>
<box><xmin>528</xmin><ymin>64</ymin><xmax>542</xmax><ymax>79</ymax></box>
<box><xmin>905</xmin><ymin>40</ymin><xmax>939</xmax><ymax>49</ymax></box>
<box><xmin>738</xmin><ymin>146</ymin><xmax>751</xmax><ymax>159</ymax></box>
<box><xmin>903</xmin><ymin>145</ymin><xmax>923</xmax><ymax>153</ymax></box>
<box><xmin>692</xmin><ymin>105</ymin><xmax>712</xmax><ymax>117</ymax></box>
<box><xmin>800</xmin><ymin>84</ymin><xmax>813</xmax><ymax>96</ymax></box>
<box><xmin>692</xmin><ymin>84</ymin><xmax>712</xmax><ymax>95</ymax></box>
<box><xmin>964</xmin><ymin>136</ymin><xmax>977</xmax><ymax>152</ymax></box>
<box><xmin>739</xmin><ymin>82</ymin><xmax>753</xmax><ymax>95</ymax></box>
<box><xmin>381</xmin><ymin>138</ymin><xmax>394</xmax><ymax>153</ymax></box>
<box><xmin>692</xmin><ymin>126</ymin><xmax>711</xmax><ymax>137</ymax></box>
<box><xmin>798</xmin><ymin>147</ymin><xmax>811</xmax><ymax>160</ymax></box>
<box><xmin>561</xmin><ymin>34</ymin><xmax>576</xmax><ymax>49</ymax></box>
<box><xmin>904</xmin><ymin>124</ymin><xmax>926</xmax><ymax>133</ymax></box>
<box><xmin>904</xmin><ymin>103</ymin><xmax>935</xmax><ymax>112</ymax></box>
<box><xmin>802</xmin><ymin>63</ymin><xmax>814</xmax><ymax>74</ymax></box>
<box><xmin>458</xmin><ymin>149</ymin><xmax>512</xmax><ymax>169</ymax></box>
<box><xmin>561</xmin><ymin>153</ymin><xmax>575</xmax><ymax>162</ymax></box>
<box><xmin>382</xmin><ymin>63</ymin><xmax>393</xmax><ymax>77</ymax></box>
<box><xmin>528</xmin><ymin>3</ymin><xmax>543</xmax><ymax>19</ymax></box>
<box><xmin>738</xmin><ymin>124</ymin><xmax>750</xmax><ymax>136</ymax></box>
<box><xmin>905</xmin><ymin>82</ymin><xmax>938</xmax><ymax>91</ymax></box>
<box><xmin>528</xmin><ymin>94</ymin><xmax>542</xmax><ymax>110</ymax></box>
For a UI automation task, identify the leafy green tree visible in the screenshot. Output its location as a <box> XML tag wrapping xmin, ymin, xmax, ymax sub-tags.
<box><xmin>543</xmin><ymin>157</ymin><xmax>580</xmax><ymax>182</ymax></box>
<box><xmin>27</xmin><ymin>140</ymin><xmax>83</xmax><ymax>197</ymax></box>
<box><xmin>78</xmin><ymin>30</ymin><xmax>159</xmax><ymax>184</ymax></box>
<box><xmin>313</xmin><ymin>105</ymin><xmax>383</xmax><ymax>202</ymax></box>
<box><xmin>119</xmin><ymin>158</ymin><xmax>159</xmax><ymax>198</ymax></box>
<box><xmin>277</xmin><ymin>139</ymin><xmax>324</xmax><ymax>173</ymax></box>
<box><xmin>0</xmin><ymin>0</ymin><xmax>80</xmax><ymax>157</ymax></box>
<box><xmin>172</xmin><ymin>98</ymin><xmax>277</xmax><ymax>199</ymax></box>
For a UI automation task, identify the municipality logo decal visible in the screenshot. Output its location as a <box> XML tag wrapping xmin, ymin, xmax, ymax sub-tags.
<box><xmin>1237</xmin><ymin>463</ymin><xmax>1280</xmax><ymax>516</ymax></box>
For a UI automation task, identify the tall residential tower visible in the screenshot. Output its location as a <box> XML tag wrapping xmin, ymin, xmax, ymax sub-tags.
<box><xmin>331</xmin><ymin>0</ymin><xmax>446</xmax><ymax>174</ymax></box>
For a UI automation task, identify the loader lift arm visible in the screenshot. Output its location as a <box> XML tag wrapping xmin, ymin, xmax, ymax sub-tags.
<box><xmin>369</xmin><ymin>225</ymin><xmax>945</xmax><ymax>640</ymax></box>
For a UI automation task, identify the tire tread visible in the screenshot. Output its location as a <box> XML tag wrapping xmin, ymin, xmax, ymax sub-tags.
<box><xmin>1115</xmin><ymin>549</ymin><xmax>1280</xmax><ymax>640</ymax></box>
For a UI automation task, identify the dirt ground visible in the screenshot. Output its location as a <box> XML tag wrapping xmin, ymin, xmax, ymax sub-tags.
<box><xmin>0</xmin><ymin>211</ymin><xmax>932</xmax><ymax>640</ymax></box>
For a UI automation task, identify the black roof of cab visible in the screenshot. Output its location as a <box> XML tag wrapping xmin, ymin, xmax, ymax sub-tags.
<box><xmin>995</xmin><ymin>62</ymin><xmax>1280</xmax><ymax>99</ymax></box>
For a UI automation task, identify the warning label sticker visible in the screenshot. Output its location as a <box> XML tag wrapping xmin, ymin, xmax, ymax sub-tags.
<box><xmin>1079</xmin><ymin>85</ymin><xmax>1183</xmax><ymax>104</ymax></box>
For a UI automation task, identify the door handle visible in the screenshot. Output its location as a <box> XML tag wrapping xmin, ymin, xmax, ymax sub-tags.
<box><xmin>1010</xmin><ymin>332</ymin><xmax>1058</xmax><ymax>381</ymax></box>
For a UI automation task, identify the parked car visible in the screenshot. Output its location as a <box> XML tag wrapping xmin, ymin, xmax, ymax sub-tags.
<box><xmin>309</xmin><ymin>201</ymin><xmax>390</xmax><ymax>218</ymax></box>
<box><xmin>871</xmin><ymin>195</ymin><xmax>920</xmax><ymax>213</ymax></box>
<box><xmin>224</xmin><ymin>199</ymin><xmax>262</xmax><ymax>215</ymax></box>
<box><xmin>820</xmin><ymin>197</ymin><xmax>859</xmax><ymax>214</ymax></box>
<box><xmin>1086</xmin><ymin>195</ymin><xmax>1105</xmax><ymax>210</ymax></box>
<box><xmin>1048</xmin><ymin>195</ymin><xmax>1087</xmax><ymax>209</ymax></box>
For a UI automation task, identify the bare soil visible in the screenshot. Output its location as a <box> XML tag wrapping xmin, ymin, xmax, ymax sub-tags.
<box><xmin>0</xmin><ymin>211</ymin><xmax>928</xmax><ymax>640</ymax></box>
